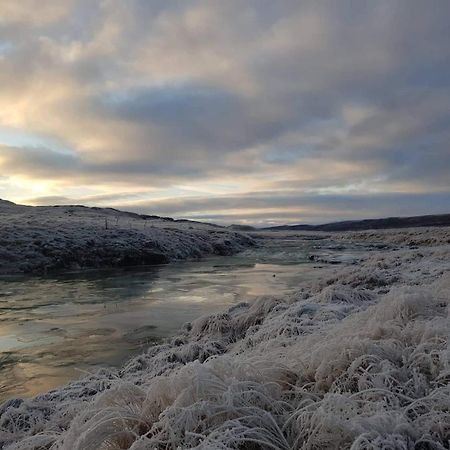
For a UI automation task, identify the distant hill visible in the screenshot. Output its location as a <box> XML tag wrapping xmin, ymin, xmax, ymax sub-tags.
<box><xmin>0</xmin><ymin>199</ymin><xmax>218</xmax><ymax>227</ymax></box>
<box><xmin>0</xmin><ymin>199</ymin><xmax>254</xmax><ymax>274</ymax></box>
<box><xmin>264</xmin><ymin>213</ymin><xmax>450</xmax><ymax>232</ymax></box>
<box><xmin>228</xmin><ymin>224</ymin><xmax>256</xmax><ymax>231</ymax></box>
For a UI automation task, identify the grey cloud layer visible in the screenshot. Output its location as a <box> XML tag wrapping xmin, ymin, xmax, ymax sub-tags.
<box><xmin>1</xmin><ymin>0</ymin><xmax>449</xmax><ymax>223</ymax></box>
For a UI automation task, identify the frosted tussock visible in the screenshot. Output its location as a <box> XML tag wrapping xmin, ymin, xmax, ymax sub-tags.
<box><xmin>1</xmin><ymin>227</ymin><xmax>449</xmax><ymax>449</ymax></box>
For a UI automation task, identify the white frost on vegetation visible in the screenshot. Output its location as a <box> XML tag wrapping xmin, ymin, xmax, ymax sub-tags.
<box><xmin>1</xmin><ymin>227</ymin><xmax>450</xmax><ymax>449</ymax></box>
<box><xmin>0</xmin><ymin>200</ymin><xmax>254</xmax><ymax>274</ymax></box>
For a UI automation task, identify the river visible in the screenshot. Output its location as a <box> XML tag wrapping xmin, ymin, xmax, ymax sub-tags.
<box><xmin>0</xmin><ymin>236</ymin><xmax>366</xmax><ymax>401</ymax></box>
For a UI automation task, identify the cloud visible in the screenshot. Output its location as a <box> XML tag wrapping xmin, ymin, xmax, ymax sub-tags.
<box><xmin>0</xmin><ymin>0</ymin><xmax>75</xmax><ymax>26</ymax></box>
<box><xmin>0</xmin><ymin>0</ymin><xmax>449</xmax><ymax>223</ymax></box>
<box><xmin>0</xmin><ymin>145</ymin><xmax>81</xmax><ymax>176</ymax></box>
<box><xmin>25</xmin><ymin>191</ymin><xmax>150</xmax><ymax>206</ymax></box>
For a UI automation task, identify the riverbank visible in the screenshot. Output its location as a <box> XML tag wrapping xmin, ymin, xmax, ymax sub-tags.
<box><xmin>1</xmin><ymin>227</ymin><xmax>449</xmax><ymax>449</ymax></box>
<box><xmin>0</xmin><ymin>200</ymin><xmax>254</xmax><ymax>275</ymax></box>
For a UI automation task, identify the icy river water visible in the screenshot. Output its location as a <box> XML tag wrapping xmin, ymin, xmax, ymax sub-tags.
<box><xmin>0</xmin><ymin>236</ymin><xmax>366</xmax><ymax>401</ymax></box>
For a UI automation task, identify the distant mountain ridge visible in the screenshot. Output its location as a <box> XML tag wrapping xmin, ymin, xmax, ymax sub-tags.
<box><xmin>2</xmin><ymin>199</ymin><xmax>450</xmax><ymax>232</ymax></box>
<box><xmin>264</xmin><ymin>213</ymin><xmax>450</xmax><ymax>232</ymax></box>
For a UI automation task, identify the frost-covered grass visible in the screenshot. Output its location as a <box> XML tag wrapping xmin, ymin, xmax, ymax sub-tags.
<box><xmin>0</xmin><ymin>200</ymin><xmax>254</xmax><ymax>274</ymax></box>
<box><xmin>1</xmin><ymin>227</ymin><xmax>449</xmax><ymax>449</ymax></box>
<box><xmin>336</xmin><ymin>227</ymin><xmax>450</xmax><ymax>247</ymax></box>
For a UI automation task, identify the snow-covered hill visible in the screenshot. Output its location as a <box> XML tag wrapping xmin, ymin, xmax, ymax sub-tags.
<box><xmin>1</xmin><ymin>226</ymin><xmax>449</xmax><ymax>449</ymax></box>
<box><xmin>0</xmin><ymin>200</ymin><xmax>254</xmax><ymax>274</ymax></box>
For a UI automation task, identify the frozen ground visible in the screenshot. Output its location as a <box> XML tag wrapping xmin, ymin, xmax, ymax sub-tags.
<box><xmin>0</xmin><ymin>200</ymin><xmax>254</xmax><ymax>274</ymax></box>
<box><xmin>1</xmin><ymin>226</ymin><xmax>450</xmax><ymax>449</ymax></box>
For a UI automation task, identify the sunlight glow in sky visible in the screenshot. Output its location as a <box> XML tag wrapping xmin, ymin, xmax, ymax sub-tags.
<box><xmin>0</xmin><ymin>1</ymin><xmax>449</xmax><ymax>225</ymax></box>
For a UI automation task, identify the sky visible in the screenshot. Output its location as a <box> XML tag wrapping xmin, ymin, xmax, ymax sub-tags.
<box><xmin>0</xmin><ymin>0</ymin><xmax>449</xmax><ymax>226</ymax></box>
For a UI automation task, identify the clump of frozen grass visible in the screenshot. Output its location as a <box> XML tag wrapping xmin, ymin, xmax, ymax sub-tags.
<box><xmin>190</xmin><ymin>296</ymin><xmax>282</xmax><ymax>344</ymax></box>
<box><xmin>315</xmin><ymin>285</ymin><xmax>374</xmax><ymax>305</ymax></box>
